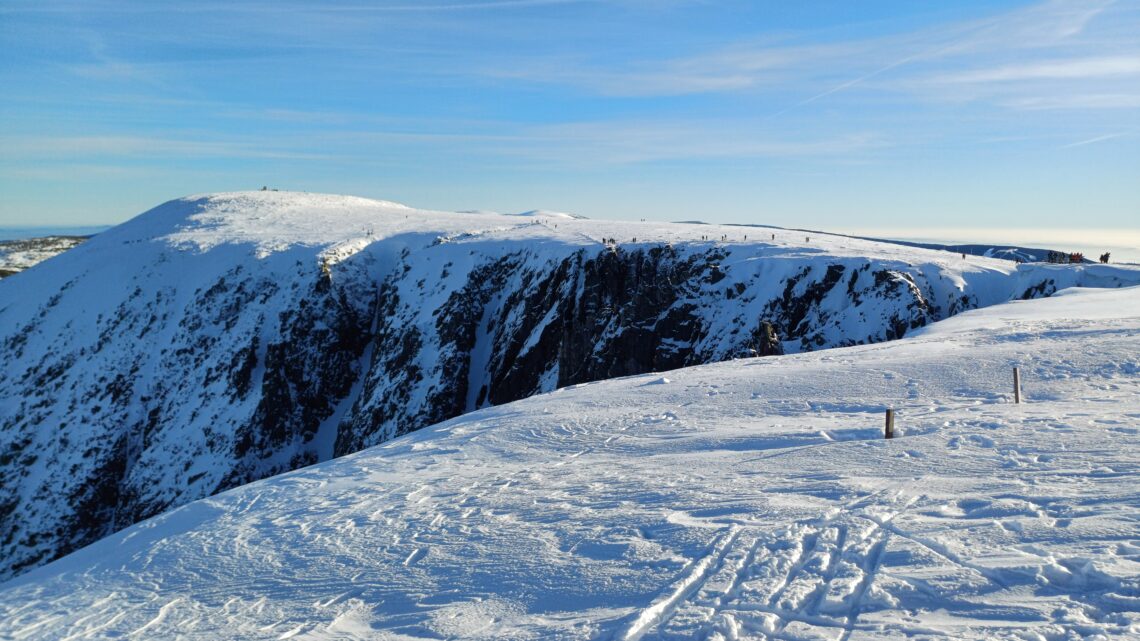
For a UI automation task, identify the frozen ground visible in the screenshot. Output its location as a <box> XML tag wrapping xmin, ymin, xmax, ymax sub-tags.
<box><xmin>1</xmin><ymin>283</ymin><xmax>1138</xmax><ymax>640</ymax></box>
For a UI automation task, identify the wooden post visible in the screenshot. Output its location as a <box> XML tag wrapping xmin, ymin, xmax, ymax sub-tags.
<box><xmin>1013</xmin><ymin>367</ymin><xmax>1021</xmax><ymax>404</ymax></box>
<box><xmin>885</xmin><ymin>409</ymin><xmax>895</xmax><ymax>439</ymax></box>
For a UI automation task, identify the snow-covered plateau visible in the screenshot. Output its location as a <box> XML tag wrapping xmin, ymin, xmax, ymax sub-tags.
<box><xmin>2</xmin><ymin>191</ymin><xmax>1138</xmax><ymax>589</ymax></box>
<box><xmin>2</xmin><ymin>281</ymin><xmax>1139</xmax><ymax>640</ymax></box>
<box><xmin>0</xmin><ymin>235</ymin><xmax>90</xmax><ymax>278</ymax></box>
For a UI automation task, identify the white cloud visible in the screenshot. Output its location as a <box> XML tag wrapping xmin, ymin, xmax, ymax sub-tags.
<box><xmin>1002</xmin><ymin>93</ymin><xmax>1140</xmax><ymax>109</ymax></box>
<box><xmin>493</xmin><ymin>121</ymin><xmax>885</xmax><ymax>164</ymax></box>
<box><xmin>0</xmin><ymin>135</ymin><xmax>330</xmax><ymax>161</ymax></box>
<box><xmin>933</xmin><ymin>56</ymin><xmax>1140</xmax><ymax>84</ymax></box>
<box><xmin>1057</xmin><ymin>131</ymin><xmax>1131</xmax><ymax>148</ymax></box>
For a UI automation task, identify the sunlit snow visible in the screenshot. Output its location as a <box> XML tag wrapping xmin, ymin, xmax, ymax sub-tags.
<box><xmin>2</xmin><ymin>282</ymin><xmax>1138</xmax><ymax>640</ymax></box>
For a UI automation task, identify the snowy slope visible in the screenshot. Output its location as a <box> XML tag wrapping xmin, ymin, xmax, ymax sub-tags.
<box><xmin>2</xmin><ymin>286</ymin><xmax>1138</xmax><ymax>640</ymax></box>
<box><xmin>2</xmin><ymin>191</ymin><xmax>1139</xmax><ymax>580</ymax></box>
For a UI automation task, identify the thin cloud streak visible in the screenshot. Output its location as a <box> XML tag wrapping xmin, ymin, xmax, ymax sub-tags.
<box><xmin>0</xmin><ymin>0</ymin><xmax>593</xmax><ymax>13</ymax></box>
<box><xmin>1</xmin><ymin>120</ymin><xmax>886</xmax><ymax>169</ymax></box>
<box><xmin>1003</xmin><ymin>93</ymin><xmax>1140</xmax><ymax>109</ymax></box>
<box><xmin>933</xmin><ymin>56</ymin><xmax>1140</xmax><ymax>84</ymax></box>
<box><xmin>508</xmin><ymin>123</ymin><xmax>884</xmax><ymax>164</ymax></box>
<box><xmin>1</xmin><ymin>135</ymin><xmax>332</xmax><ymax>161</ymax></box>
<box><xmin>1057</xmin><ymin>131</ymin><xmax>1131</xmax><ymax>148</ymax></box>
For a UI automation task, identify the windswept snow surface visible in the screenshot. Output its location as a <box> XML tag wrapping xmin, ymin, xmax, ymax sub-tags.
<box><xmin>3</xmin><ymin>286</ymin><xmax>1139</xmax><ymax>640</ymax></box>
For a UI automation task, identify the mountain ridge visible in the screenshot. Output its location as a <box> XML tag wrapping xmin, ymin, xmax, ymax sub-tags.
<box><xmin>2</xmin><ymin>191</ymin><xmax>1138</xmax><ymax>579</ymax></box>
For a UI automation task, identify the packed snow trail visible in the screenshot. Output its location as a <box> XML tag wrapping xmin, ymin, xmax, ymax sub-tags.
<box><xmin>2</xmin><ymin>286</ymin><xmax>1140</xmax><ymax>640</ymax></box>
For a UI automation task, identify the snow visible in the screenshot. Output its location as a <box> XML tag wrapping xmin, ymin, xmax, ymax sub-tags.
<box><xmin>0</xmin><ymin>235</ymin><xmax>88</xmax><ymax>276</ymax></box>
<box><xmin>513</xmin><ymin>209</ymin><xmax>586</xmax><ymax>220</ymax></box>
<box><xmin>2</xmin><ymin>282</ymin><xmax>1139</xmax><ymax>640</ymax></box>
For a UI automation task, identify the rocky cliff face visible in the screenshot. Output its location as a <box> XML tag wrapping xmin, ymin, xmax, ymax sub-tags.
<box><xmin>2</xmin><ymin>192</ymin><xmax>1137</xmax><ymax>579</ymax></box>
<box><xmin>335</xmin><ymin>246</ymin><xmax>967</xmax><ymax>453</ymax></box>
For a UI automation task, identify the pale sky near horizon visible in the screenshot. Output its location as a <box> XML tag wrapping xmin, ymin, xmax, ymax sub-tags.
<box><xmin>1</xmin><ymin>0</ymin><xmax>1137</xmax><ymax>232</ymax></box>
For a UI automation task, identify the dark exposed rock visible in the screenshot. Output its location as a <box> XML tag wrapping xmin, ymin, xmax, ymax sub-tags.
<box><xmin>1022</xmin><ymin>279</ymin><xmax>1056</xmax><ymax>299</ymax></box>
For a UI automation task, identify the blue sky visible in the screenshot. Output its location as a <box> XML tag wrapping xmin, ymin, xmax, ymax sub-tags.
<box><xmin>1</xmin><ymin>0</ymin><xmax>1137</xmax><ymax>235</ymax></box>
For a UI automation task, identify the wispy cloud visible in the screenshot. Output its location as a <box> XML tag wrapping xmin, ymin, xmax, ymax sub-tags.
<box><xmin>0</xmin><ymin>0</ymin><xmax>596</xmax><ymax>13</ymax></box>
<box><xmin>489</xmin><ymin>40</ymin><xmax>866</xmax><ymax>97</ymax></box>
<box><xmin>932</xmin><ymin>56</ymin><xmax>1140</xmax><ymax>84</ymax></box>
<box><xmin>1</xmin><ymin>135</ymin><xmax>330</xmax><ymax>161</ymax></box>
<box><xmin>290</xmin><ymin>0</ymin><xmax>591</xmax><ymax>11</ymax></box>
<box><xmin>1003</xmin><ymin>93</ymin><xmax>1140</xmax><ymax>109</ymax></box>
<box><xmin>0</xmin><ymin>119</ymin><xmax>885</xmax><ymax>170</ymax></box>
<box><xmin>1057</xmin><ymin>131</ymin><xmax>1132</xmax><ymax>148</ymax></box>
<box><xmin>487</xmin><ymin>0</ymin><xmax>1138</xmax><ymax>117</ymax></box>
<box><xmin>506</xmin><ymin>121</ymin><xmax>883</xmax><ymax>164</ymax></box>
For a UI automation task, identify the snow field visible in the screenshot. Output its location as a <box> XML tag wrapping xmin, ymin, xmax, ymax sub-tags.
<box><xmin>1</xmin><ymin>286</ymin><xmax>1138</xmax><ymax>640</ymax></box>
<box><xmin>0</xmin><ymin>236</ymin><xmax>88</xmax><ymax>276</ymax></box>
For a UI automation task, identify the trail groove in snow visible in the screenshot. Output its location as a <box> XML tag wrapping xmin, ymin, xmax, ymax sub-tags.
<box><xmin>619</xmin><ymin>526</ymin><xmax>742</xmax><ymax>641</ymax></box>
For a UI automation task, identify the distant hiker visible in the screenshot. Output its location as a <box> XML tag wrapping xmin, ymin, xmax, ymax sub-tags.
<box><xmin>805</xmin><ymin>236</ymin><xmax>810</xmax><ymax>242</ymax></box>
<box><xmin>961</xmin><ymin>253</ymin><xmax>966</xmax><ymax>259</ymax></box>
<box><xmin>771</xmin><ymin>233</ymin><xmax>775</xmax><ymax>240</ymax></box>
<box><xmin>1100</xmin><ymin>252</ymin><xmax>1111</xmax><ymax>264</ymax></box>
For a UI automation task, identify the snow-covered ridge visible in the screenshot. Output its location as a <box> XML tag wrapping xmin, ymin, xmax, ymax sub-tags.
<box><xmin>1</xmin><ymin>191</ymin><xmax>1138</xmax><ymax>580</ymax></box>
<box><xmin>2</xmin><ymin>285</ymin><xmax>1138</xmax><ymax>640</ymax></box>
